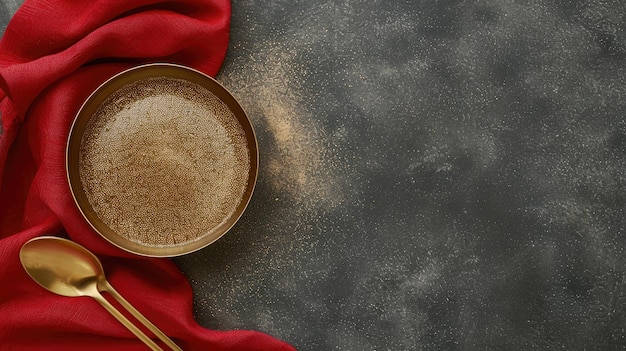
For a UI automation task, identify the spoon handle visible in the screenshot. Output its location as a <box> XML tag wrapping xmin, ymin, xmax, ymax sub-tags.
<box><xmin>102</xmin><ymin>280</ymin><xmax>183</xmax><ymax>351</ymax></box>
<box><xmin>91</xmin><ymin>291</ymin><xmax>164</xmax><ymax>351</ymax></box>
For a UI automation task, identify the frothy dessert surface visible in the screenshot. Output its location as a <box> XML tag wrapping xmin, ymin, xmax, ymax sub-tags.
<box><xmin>79</xmin><ymin>77</ymin><xmax>250</xmax><ymax>247</ymax></box>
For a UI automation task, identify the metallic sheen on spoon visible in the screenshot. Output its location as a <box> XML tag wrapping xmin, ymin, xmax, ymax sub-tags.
<box><xmin>19</xmin><ymin>236</ymin><xmax>182</xmax><ymax>351</ymax></box>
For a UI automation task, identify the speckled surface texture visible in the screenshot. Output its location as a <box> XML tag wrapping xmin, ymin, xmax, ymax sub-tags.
<box><xmin>4</xmin><ymin>1</ymin><xmax>626</xmax><ymax>349</ymax></box>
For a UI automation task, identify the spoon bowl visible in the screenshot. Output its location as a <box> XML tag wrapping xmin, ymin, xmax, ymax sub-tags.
<box><xmin>19</xmin><ymin>235</ymin><xmax>104</xmax><ymax>298</ymax></box>
<box><xmin>20</xmin><ymin>236</ymin><xmax>181</xmax><ymax>351</ymax></box>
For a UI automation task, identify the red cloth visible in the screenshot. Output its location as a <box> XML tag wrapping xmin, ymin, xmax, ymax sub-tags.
<box><xmin>0</xmin><ymin>1</ymin><xmax>295</xmax><ymax>350</ymax></box>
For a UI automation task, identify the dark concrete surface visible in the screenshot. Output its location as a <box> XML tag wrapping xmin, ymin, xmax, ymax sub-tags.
<box><xmin>4</xmin><ymin>1</ymin><xmax>626</xmax><ymax>350</ymax></box>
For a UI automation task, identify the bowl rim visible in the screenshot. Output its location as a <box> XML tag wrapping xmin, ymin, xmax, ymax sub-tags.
<box><xmin>66</xmin><ymin>63</ymin><xmax>258</xmax><ymax>257</ymax></box>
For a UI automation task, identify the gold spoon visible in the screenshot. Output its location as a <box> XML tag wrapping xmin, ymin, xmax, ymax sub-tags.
<box><xmin>19</xmin><ymin>236</ymin><xmax>182</xmax><ymax>351</ymax></box>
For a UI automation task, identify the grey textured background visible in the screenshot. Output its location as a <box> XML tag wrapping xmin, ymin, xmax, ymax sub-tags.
<box><xmin>3</xmin><ymin>1</ymin><xmax>626</xmax><ymax>350</ymax></box>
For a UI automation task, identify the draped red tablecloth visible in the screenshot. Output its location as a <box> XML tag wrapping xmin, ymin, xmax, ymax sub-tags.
<box><xmin>0</xmin><ymin>1</ymin><xmax>295</xmax><ymax>350</ymax></box>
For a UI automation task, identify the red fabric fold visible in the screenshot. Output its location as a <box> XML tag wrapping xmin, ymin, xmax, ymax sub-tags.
<box><xmin>0</xmin><ymin>1</ymin><xmax>295</xmax><ymax>350</ymax></box>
